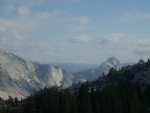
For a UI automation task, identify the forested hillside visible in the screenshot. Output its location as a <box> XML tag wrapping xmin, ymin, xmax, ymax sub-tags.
<box><xmin>1</xmin><ymin>59</ymin><xmax>150</xmax><ymax>113</ymax></box>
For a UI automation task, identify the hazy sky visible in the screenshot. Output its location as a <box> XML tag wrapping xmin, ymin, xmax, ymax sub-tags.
<box><xmin>0</xmin><ymin>0</ymin><xmax>150</xmax><ymax>64</ymax></box>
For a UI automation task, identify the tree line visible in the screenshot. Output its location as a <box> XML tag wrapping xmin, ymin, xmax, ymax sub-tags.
<box><xmin>1</xmin><ymin>83</ymin><xmax>150</xmax><ymax>113</ymax></box>
<box><xmin>1</xmin><ymin>59</ymin><xmax>150</xmax><ymax>113</ymax></box>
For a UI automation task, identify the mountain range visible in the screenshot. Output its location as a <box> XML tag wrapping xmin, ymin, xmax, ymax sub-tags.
<box><xmin>0</xmin><ymin>49</ymin><xmax>131</xmax><ymax>99</ymax></box>
<box><xmin>73</xmin><ymin>57</ymin><xmax>131</xmax><ymax>83</ymax></box>
<box><xmin>52</xmin><ymin>63</ymin><xmax>98</xmax><ymax>73</ymax></box>
<box><xmin>88</xmin><ymin>59</ymin><xmax>150</xmax><ymax>92</ymax></box>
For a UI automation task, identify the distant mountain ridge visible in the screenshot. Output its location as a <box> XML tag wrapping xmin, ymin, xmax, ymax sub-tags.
<box><xmin>88</xmin><ymin>59</ymin><xmax>150</xmax><ymax>91</ymax></box>
<box><xmin>0</xmin><ymin>49</ymin><xmax>133</xmax><ymax>99</ymax></box>
<box><xmin>52</xmin><ymin>63</ymin><xmax>98</xmax><ymax>73</ymax></box>
<box><xmin>72</xmin><ymin>57</ymin><xmax>132</xmax><ymax>83</ymax></box>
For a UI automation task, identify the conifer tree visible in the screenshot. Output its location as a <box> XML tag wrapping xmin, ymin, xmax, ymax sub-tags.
<box><xmin>78</xmin><ymin>83</ymin><xmax>93</xmax><ymax>113</ymax></box>
<box><xmin>90</xmin><ymin>87</ymin><xmax>100</xmax><ymax>113</ymax></box>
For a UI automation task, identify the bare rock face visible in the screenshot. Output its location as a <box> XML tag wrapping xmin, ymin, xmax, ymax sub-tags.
<box><xmin>0</xmin><ymin>49</ymin><xmax>72</xmax><ymax>99</ymax></box>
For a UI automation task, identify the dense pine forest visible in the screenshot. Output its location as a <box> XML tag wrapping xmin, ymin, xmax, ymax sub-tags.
<box><xmin>1</xmin><ymin>59</ymin><xmax>150</xmax><ymax>113</ymax></box>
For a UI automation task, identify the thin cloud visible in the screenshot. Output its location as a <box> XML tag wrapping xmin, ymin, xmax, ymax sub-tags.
<box><xmin>70</xmin><ymin>34</ymin><xmax>92</xmax><ymax>43</ymax></box>
<box><xmin>122</xmin><ymin>12</ymin><xmax>132</xmax><ymax>17</ymax></box>
<box><xmin>26</xmin><ymin>0</ymin><xmax>45</xmax><ymax>5</ymax></box>
<box><xmin>0</xmin><ymin>11</ymin><xmax>60</xmax><ymax>34</ymax></box>
<box><xmin>71</xmin><ymin>16</ymin><xmax>90</xmax><ymax>32</ymax></box>
<box><xmin>0</xmin><ymin>7</ymin><xmax>91</xmax><ymax>55</ymax></box>
<box><xmin>137</xmin><ymin>40</ymin><xmax>150</xmax><ymax>47</ymax></box>
<box><xmin>133</xmin><ymin>40</ymin><xmax>150</xmax><ymax>56</ymax></box>
<box><xmin>0</xmin><ymin>10</ymin><xmax>61</xmax><ymax>52</ymax></box>
<box><xmin>133</xmin><ymin>49</ymin><xmax>150</xmax><ymax>56</ymax></box>
<box><xmin>79</xmin><ymin>16</ymin><xmax>89</xmax><ymax>25</ymax></box>
<box><xmin>122</xmin><ymin>12</ymin><xmax>150</xmax><ymax>20</ymax></box>
<box><xmin>5</xmin><ymin>4</ymin><xmax>16</xmax><ymax>14</ymax></box>
<box><xmin>3</xmin><ymin>0</ymin><xmax>45</xmax><ymax>7</ymax></box>
<box><xmin>101</xmin><ymin>33</ymin><xmax>121</xmax><ymax>45</ymax></box>
<box><xmin>0</xmin><ymin>24</ymin><xmax>7</xmax><ymax>33</ymax></box>
<box><xmin>18</xmin><ymin>6</ymin><xmax>31</xmax><ymax>17</ymax></box>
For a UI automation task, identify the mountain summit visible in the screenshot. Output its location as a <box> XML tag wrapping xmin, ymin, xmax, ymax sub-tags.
<box><xmin>73</xmin><ymin>57</ymin><xmax>122</xmax><ymax>83</ymax></box>
<box><xmin>106</xmin><ymin>57</ymin><xmax>121</xmax><ymax>68</ymax></box>
<box><xmin>98</xmin><ymin>57</ymin><xmax>121</xmax><ymax>74</ymax></box>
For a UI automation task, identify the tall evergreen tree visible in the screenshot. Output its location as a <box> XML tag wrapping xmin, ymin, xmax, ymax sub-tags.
<box><xmin>78</xmin><ymin>83</ymin><xmax>93</xmax><ymax>113</ymax></box>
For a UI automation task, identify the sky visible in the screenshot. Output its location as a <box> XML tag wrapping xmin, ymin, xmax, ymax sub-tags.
<box><xmin>0</xmin><ymin>0</ymin><xmax>150</xmax><ymax>64</ymax></box>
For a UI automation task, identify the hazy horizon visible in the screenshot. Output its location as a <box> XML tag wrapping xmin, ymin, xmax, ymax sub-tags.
<box><xmin>0</xmin><ymin>0</ymin><xmax>150</xmax><ymax>64</ymax></box>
